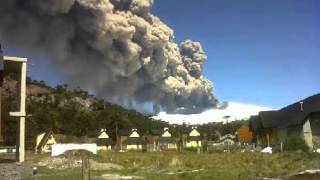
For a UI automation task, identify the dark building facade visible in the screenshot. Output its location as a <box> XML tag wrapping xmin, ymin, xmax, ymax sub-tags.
<box><xmin>250</xmin><ymin>94</ymin><xmax>320</xmax><ymax>149</ymax></box>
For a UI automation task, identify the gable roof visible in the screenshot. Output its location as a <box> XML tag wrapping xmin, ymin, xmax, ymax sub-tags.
<box><xmin>278</xmin><ymin>94</ymin><xmax>320</xmax><ymax>127</ymax></box>
<box><xmin>259</xmin><ymin>111</ymin><xmax>283</xmax><ymax>128</ymax></box>
<box><xmin>86</xmin><ymin>130</ymin><xmax>110</xmax><ymax>138</ymax></box>
<box><xmin>189</xmin><ymin>128</ymin><xmax>200</xmax><ymax>136</ymax></box>
<box><xmin>250</xmin><ymin>94</ymin><xmax>320</xmax><ymax>131</ymax></box>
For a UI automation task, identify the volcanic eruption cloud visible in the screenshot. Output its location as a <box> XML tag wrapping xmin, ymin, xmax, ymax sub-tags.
<box><xmin>0</xmin><ymin>0</ymin><xmax>219</xmax><ymax>114</ymax></box>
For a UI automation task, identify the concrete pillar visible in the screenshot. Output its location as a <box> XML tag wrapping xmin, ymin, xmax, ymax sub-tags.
<box><xmin>4</xmin><ymin>56</ymin><xmax>27</xmax><ymax>162</ymax></box>
<box><xmin>301</xmin><ymin>119</ymin><xmax>313</xmax><ymax>150</ymax></box>
<box><xmin>16</xmin><ymin>61</ymin><xmax>27</xmax><ymax>162</ymax></box>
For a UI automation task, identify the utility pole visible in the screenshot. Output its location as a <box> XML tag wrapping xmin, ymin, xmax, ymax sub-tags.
<box><xmin>115</xmin><ymin>120</ymin><xmax>119</xmax><ymax>151</ymax></box>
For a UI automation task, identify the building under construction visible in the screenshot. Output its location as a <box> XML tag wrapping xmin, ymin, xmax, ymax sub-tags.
<box><xmin>0</xmin><ymin>44</ymin><xmax>27</xmax><ymax>162</ymax></box>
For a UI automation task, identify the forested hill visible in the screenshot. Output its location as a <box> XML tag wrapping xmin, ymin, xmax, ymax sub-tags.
<box><xmin>2</xmin><ymin>75</ymin><xmax>169</xmax><ymax>146</ymax></box>
<box><xmin>2</xmin><ymin>75</ymin><xmax>248</xmax><ymax>148</ymax></box>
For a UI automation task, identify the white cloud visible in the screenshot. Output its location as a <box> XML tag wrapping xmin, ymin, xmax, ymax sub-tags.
<box><xmin>153</xmin><ymin>102</ymin><xmax>271</xmax><ymax>125</ymax></box>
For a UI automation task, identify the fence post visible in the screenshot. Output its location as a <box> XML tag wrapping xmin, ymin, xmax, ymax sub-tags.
<box><xmin>82</xmin><ymin>155</ymin><xmax>90</xmax><ymax>180</ymax></box>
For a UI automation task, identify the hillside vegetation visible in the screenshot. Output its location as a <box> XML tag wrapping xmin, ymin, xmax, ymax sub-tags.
<box><xmin>1</xmin><ymin>75</ymin><xmax>247</xmax><ymax>148</ymax></box>
<box><xmin>2</xmin><ymin>76</ymin><xmax>168</xmax><ymax>148</ymax></box>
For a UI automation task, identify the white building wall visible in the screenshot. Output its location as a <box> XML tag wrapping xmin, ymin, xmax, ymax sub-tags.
<box><xmin>301</xmin><ymin>119</ymin><xmax>313</xmax><ymax>149</ymax></box>
<box><xmin>52</xmin><ymin>144</ymin><xmax>97</xmax><ymax>156</ymax></box>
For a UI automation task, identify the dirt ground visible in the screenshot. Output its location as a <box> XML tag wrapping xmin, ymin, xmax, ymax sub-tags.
<box><xmin>0</xmin><ymin>160</ymin><xmax>33</xmax><ymax>180</ymax></box>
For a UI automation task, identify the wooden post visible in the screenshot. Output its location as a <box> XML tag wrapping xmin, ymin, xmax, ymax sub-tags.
<box><xmin>82</xmin><ymin>156</ymin><xmax>90</xmax><ymax>180</ymax></box>
<box><xmin>267</xmin><ymin>133</ymin><xmax>270</xmax><ymax>147</ymax></box>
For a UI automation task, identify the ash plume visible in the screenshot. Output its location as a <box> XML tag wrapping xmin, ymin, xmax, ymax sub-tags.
<box><xmin>0</xmin><ymin>0</ymin><xmax>218</xmax><ymax>113</ymax></box>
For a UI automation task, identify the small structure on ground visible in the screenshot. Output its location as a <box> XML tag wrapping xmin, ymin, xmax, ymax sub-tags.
<box><xmin>184</xmin><ymin>127</ymin><xmax>202</xmax><ymax>148</ymax></box>
<box><xmin>159</xmin><ymin>128</ymin><xmax>178</xmax><ymax>151</ymax></box>
<box><xmin>117</xmin><ymin>129</ymin><xmax>146</xmax><ymax>151</ymax></box>
<box><xmin>219</xmin><ymin>134</ymin><xmax>236</xmax><ymax>146</ymax></box>
<box><xmin>208</xmin><ymin>134</ymin><xmax>237</xmax><ymax>149</ymax></box>
<box><xmin>95</xmin><ymin>129</ymin><xmax>113</xmax><ymax>151</ymax></box>
<box><xmin>147</xmin><ymin>128</ymin><xmax>178</xmax><ymax>152</ymax></box>
<box><xmin>0</xmin><ymin>47</ymin><xmax>27</xmax><ymax>162</ymax></box>
<box><xmin>85</xmin><ymin>129</ymin><xmax>113</xmax><ymax>150</ymax></box>
<box><xmin>125</xmin><ymin>129</ymin><xmax>145</xmax><ymax>151</ymax></box>
<box><xmin>35</xmin><ymin>130</ymin><xmax>57</xmax><ymax>153</ymax></box>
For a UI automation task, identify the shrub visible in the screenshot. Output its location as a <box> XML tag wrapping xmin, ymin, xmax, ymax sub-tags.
<box><xmin>283</xmin><ymin>137</ymin><xmax>310</xmax><ymax>152</ymax></box>
<box><xmin>61</xmin><ymin>149</ymin><xmax>96</xmax><ymax>159</ymax></box>
<box><xmin>208</xmin><ymin>148</ymin><xmax>223</xmax><ymax>154</ymax></box>
<box><xmin>184</xmin><ymin>147</ymin><xmax>198</xmax><ymax>152</ymax></box>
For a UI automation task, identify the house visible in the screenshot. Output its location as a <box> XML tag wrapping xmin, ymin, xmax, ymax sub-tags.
<box><xmin>146</xmin><ymin>128</ymin><xmax>178</xmax><ymax>152</ymax></box>
<box><xmin>35</xmin><ymin>131</ymin><xmax>57</xmax><ymax>153</ymax></box>
<box><xmin>185</xmin><ymin>127</ymin><xmax>202</xmax><ymax>148</ymax></box>
<box><xmin>95</xmin><ymin>129</ymin><xmax>113</xmax><ymax>151</ymax></box>
<box><xmin>117</xmin><ymin>129</ymin><xmax>146</xmax><ymax>151</ymax></box>
<box><xmin>158</xmin><ymin>128</ymin><xmax>178</xmax><ymax>151</ymax></box>
<box><xmin>249</xmin><ymin>94</ymin><xmax>320</xmax><ymax>149</ymax></box>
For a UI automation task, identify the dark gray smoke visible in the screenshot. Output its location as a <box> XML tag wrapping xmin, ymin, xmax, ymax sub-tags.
<box><xmin>0</xmin><ymin>0</ymin><xmax>218</xmax><ymax>113</ymax></box>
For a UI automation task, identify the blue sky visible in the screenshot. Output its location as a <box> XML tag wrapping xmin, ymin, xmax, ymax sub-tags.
<box><xmin>153</xmin><ymin>0</ymin><xmax>320</xmax><ymax>109</ymax></box>
<box><xmin>5</xmin><ymin>0</ymin><xmax>320</xmax><ymax>109</ymax></box>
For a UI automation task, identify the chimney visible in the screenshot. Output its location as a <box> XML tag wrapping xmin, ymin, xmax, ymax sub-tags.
<box><xmin>300</xmin><ymin>101</ymin><xmax>304</xmax><ymax>111</ymax></box>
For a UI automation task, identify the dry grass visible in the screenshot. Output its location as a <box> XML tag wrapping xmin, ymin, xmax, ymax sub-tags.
<box><xmin>91</xmin><ymin>151</ymin><xmax>320</xmax><ymax>180</ymax></box>
<box><xmin>20</xmin><ymin>151</ymin><xmax>320</xmax><ymax>180</ymax></box>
